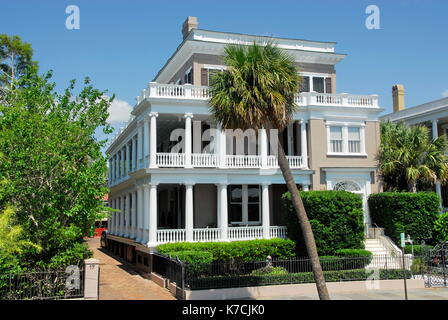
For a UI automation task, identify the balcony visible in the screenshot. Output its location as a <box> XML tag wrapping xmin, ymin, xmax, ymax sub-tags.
<box><xmin>137</xmin><ymin>82</ymin><xmax>379</xmax><ymax>108</ymax></box>
<box><xmin>154</xmin><ymin>153</ymin><xmax>305</xmax><ymax>169</ymax></box>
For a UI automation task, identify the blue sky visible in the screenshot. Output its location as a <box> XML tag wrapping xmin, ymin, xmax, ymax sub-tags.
<box><xmin>1</xmin><ymin>0</ymin><xmax>447</xmax><ymax>143</ymax></box>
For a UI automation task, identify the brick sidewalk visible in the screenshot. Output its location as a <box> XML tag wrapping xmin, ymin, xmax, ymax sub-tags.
<box><xmin>86</xmin><ymin>238</ymin><xmax>175</xmax><ymax>300</ymax></box>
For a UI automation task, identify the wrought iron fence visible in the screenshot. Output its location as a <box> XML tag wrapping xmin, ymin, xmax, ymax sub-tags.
<box><xmin>0</xmin><ymin>267</ymin><xmax>85</xmax><ymax>300</ymax></box>
<box><xmin>151</xmin><ymin>253</ymin><xmax>185</xmax><ymax>289</ymax></box>
<box><xmin>152</xmin><ymin>253</ymin><xmax>416</xmax><ymax>291</ymax></box>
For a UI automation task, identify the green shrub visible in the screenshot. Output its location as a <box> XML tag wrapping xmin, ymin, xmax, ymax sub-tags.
<box><xmin>187</xmin><ymin>268</ymin><xmax>412</xmax><ymax>290</ymax></box>
<box><xmin>250</xmin><ymin>266</ymin><xmax>289</xmax><ymax>276</ymax></box>
<box><xmin>156</xmin><ymin>238</ymin><xmax>295</xmax><ymax>262</ymax></box>
<box><xmin>434</xmin><ymin>212</ymin><xmax>448</xmax><ymax>243</ymax></box>
<box><xmin>168</xmin><ymin>251</ymin><xmax>214</xmax><ymax>276</ymax></box>
<box><xmin>368</xmin><ymin>192</ymin><xmax>439</xmax><ymax>244</ymax></box>
<box><xmin>410</xmin><ymin>257</ymin><xmax>426</xmax><ymax>274</ymax></box>
<box><xmin>282</xmin><ymin>190</ymin><xmax>365</xmax><ymax>256</ymax></box>
<box><xmin>404</xmin><ymin>245</ymin><xmax>425</xmax><ymax>256</ymax></box>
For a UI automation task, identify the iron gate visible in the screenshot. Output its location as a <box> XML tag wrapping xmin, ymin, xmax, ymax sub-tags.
<box><xmin>423</xmin><ymin>242</ymin><xmax>448</xmax><ymax>288</ymax></box>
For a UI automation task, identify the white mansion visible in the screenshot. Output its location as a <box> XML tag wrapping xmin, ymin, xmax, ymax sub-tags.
<box><xmin>106</xmin><ymin>17</ymin><xmax>383</xmax><ymax>250</ymax></box>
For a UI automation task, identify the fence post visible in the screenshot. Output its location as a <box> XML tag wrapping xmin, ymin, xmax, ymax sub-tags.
<box><xmin>84</xmin><ymin>258</ymin><xmax>100</xmax><ymax>300</ymax></box>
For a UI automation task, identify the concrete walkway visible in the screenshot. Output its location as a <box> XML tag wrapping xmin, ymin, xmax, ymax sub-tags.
<box><xmin>86</xmin><ymin>238</ymin><xmax>175</xmax><ymax>300</ymax></box>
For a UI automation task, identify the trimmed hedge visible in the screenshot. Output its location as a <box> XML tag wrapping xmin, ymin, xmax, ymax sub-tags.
<box><xmin>168</xmin><ymin>251</ymin><xmax>214</xmax><ymax>275</ymax></box>
<box><xmin>282</xmin><ymin>190</ymin><xmax>365</xmax><ymax>256</ymax></box>
<box><xmin>368</xmin><ymin>192</ymin><xmax>439</xmax><ymax>244</ymax></box>
<box><xmin>156</xmin><ymin>238</ymin><xmax>296</xmax><ymax>262</ymax></box>
<box><xmin>404</xmin><ymin>245</ymin><xmax>424</xmax><ymax>256</ymax></box>
<box><xmin>187</xmin><ymin>269</ymin><xmax>412</xmax><ymax>290</ymax></box>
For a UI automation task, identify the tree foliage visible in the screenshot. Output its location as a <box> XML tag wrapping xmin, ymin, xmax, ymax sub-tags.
<box><xmin>0</xmin><ymin>69</ymin><xmax>113</xmax><ymax>269</ymax></box>
<box><xmin>378</xmin><ymin>121</ymin><xmax>448</xmax><ymax>192</ymax></box>
<box><xmin>0</xmin><ymin>34</ymin><xmax>37</xmax><ymax>90</ymax></box>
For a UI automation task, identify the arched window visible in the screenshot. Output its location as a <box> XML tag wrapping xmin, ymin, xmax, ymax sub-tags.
<box><xmin>333</xmin><ymin>181</ymin><xmax>361</xmax><ymax>192</ymax></box>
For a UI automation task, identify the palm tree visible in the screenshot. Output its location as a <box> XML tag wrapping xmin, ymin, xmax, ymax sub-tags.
<box><xmin>379</xmin><ymin>121</ymin><xmax>448</xmax><ymax>192</ymax></box>
<box><xmin>208</xmin><ymin>41</ymin><xmax>330</xmax><ymax>300</ymax></box>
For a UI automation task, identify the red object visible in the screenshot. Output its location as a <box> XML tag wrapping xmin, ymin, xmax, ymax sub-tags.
<box><xmin>94</xmin><ymin>227</ymin><xmax>107</xmax><ymax>237</ymax></box>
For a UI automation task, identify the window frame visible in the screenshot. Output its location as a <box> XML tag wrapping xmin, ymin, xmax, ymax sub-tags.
<box><xmin>299</xmin><ymin>72</ymin><xmax>332</xmax><ymax>94</ymax></box>
<box><xmin>228</xmin><ymin>184</ymin><xmax>261</xmax><ymax>226</ymax></box>
<box><xmin>326</xmin><ymin>122</ymin><xmax>366</xmax><ymax>156</ymax></box>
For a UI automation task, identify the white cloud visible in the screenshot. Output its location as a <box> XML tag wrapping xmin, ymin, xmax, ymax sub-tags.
<box><xmin>443</xmin><ymin>90</ymin><xmax>448</xmax><ymax>98</ymax></box>
<box><xmin>107</xmin><ymin>98</ymin><xmax>132</xmax><ymax>123</ymax></box>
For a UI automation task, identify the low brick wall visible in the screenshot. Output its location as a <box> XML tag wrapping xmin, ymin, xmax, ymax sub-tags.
<box><xmin>183</xmin><ymin>279</ymin><xmax>425</xmax><ymax>300</ymax></box>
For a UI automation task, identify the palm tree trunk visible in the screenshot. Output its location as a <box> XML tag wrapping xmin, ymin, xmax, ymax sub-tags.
<box><xmin>273</xmin><ymin>129</ymin><xmax>330</xmax><ymax>300</ymax></box>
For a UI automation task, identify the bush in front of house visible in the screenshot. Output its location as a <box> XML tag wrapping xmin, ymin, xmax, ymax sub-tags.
<box><xmin>186</xmin><ymin>268</ymin><xmax>412</xmax><ymax>290</ymax></box>
<box><xmin>156</xmin><ymin>238</ymin><xmax>296</xmax><ymax>262</ymax></box>
<box><xmin>282</xmin><ymin>190</ymin><xmax>365</xmax><ymax>256</ymax></box>
<box><xmin>368</xmin><ymin>192</ymin><xmax>440</xmax><ymax>244</ymax></box>
<box><xmin>434</xmin><ymin>212</ymin><xmax>448</xmax><ymax>243</ymax></box>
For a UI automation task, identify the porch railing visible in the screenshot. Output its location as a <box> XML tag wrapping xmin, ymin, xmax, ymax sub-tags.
<box><xmin>152</xmin><ymin>153</ymin><xmax>305</xmax><ymax>169</ymax></box>
<box><xmin>139</xmin><ymin>83</ymin><xmax>379</xmax><ymax>108</ymax></box>
<box><xmin>155</xmin><ymin>226</ymin><xmax>287</xmax><ymax>244</ymax></box>
<box><xmin>156</xmin><ymin>153</ymin><xmax>185</xmax><ymax>167</ymax></box>
<box><xmin>157</xmin><ymin>229</ymin><xmax>186</xmax><ymax>244</ymax></box>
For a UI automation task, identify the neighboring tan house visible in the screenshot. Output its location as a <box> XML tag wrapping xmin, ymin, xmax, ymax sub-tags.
<box><xmin>106</xmin><ymin>17</ymin><xmax>383</xmax><ymax>258</ymax></box>
<box><xmin>381</xmin><ymin>85</ymin><xmax>448</xmax><ymax>208</ymax></box>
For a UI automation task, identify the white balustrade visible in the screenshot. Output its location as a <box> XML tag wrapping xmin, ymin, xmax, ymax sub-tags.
<box><xmin>267</xmin><ymin>155</ymin><xmax>278</xmax><ymax>168</ymax></box>
<box><xmin>156</xmin><ymin>229</ymin><xmax>186</xmax><ymax>244</ymax></box>
<box><xmin>154</xmin><ymin>226</ymin><xmax>286</xmax><ymax>244</ymax></box>
<box><xmin>192</xmin><ymin>153</ymin><xmax>219</xmax><ymax>167</ymax></box>
<box><xmin>156</xmin><ymin>153</ymin><xmax>185</xmax><ymax>167</ymax></box>
<box><xmin>193</xmin><ymin>228</ymin><xmax>221</xmax><ymax>242</ymax></box>
<box><xmin>286</xmin><ymin>156</ymin><xmax>303</xmax><ymax>169</ymax></box>
<box><xmin>228</xmin><ymin>226</ymin><xmax>264</xmax><ymax>241</ymax></box>
<box><xmin>139</xmin><ymin>83</ymin><xmax>378</xmax><ymax>108</ymax></box>
<box><xmin>269</xmin><ymin>226</ymin><xmax>288</xmax><ymax>239</ymax></box>
<box><xmin>226</xmin><ymin>155</ymin><xmax>261</xmax><ymax>168</ymax></box>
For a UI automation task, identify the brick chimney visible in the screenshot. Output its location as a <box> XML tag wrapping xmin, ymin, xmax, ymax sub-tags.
<box><xmin>182</xmin><ymin>16</ymin><xmax>198</xmax><ymax>40</ymax></box>
<box><xmin>392</xmin><ymin>84</ymin><xmax>405</xmax><ymax>112</ymax></box>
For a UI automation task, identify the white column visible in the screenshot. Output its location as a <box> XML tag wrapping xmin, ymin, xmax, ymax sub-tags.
<box><xmin>110</xmin><ymin>199</ymin><xmax>115</xmax><ymax>235</ymax></box>
<box><xmin>148</xmin><ymin>184</ymin><xmax>158</xmax><ymax>246</ymax></box>
<box><xmin>432</xmin><ymin>120</ymin><xmax>443</xmax><ymax>206</ymax></box>
<box><xmin>262</xmin><ymin>184</ymin><xmax>270</xmax><ymax>239</ymax></box>
<box><xmin>143</xmin><ymin>116</ymin><xmax>150</xmax><ymax>160</ymax></box>
<box><xmin>184</xmin><ymin>113</ymin><xmax>193</xmax><ymax>168</ymax></box>
<box><xmin>149</xmin><ymin>112</ymin><xmax>159</xmax><ymax>168</ymax></box>
<box><xmin>119</xmin><ymin>196</ymin><xmax>124</xmax><ymax>236</ymax></box>
<box><xmin>218</xmin><ymin>184</ymin><xmax>228</xmax><ymax>241</ymax></box>
<box><xmin>125</xmin><ymin>193</ymin><xmax>130</xmax><ymax>237</ymax></box>
<box><xmin>121</xmin><ymin>147</ymin><xmax>126</xmax><ymax>177</ymax></box>
<box><xmin>301</xmin><ymin>120</ymin><xmax>308</xmax><ymax>168</ymax></box>
<box><xmin>342</xmin><ymin>125</ymin><xmax>349</xmax><ymax>154</ymax></box>
<box><xmin>432</xmin><ymin>119</ymin><xmax>439</xmax><ymax>139</ymax></box>
<box><xmin>130</xmin><ymin>191</ymin><xmax>136</xmax><ymax>239</ymax></box>
<box><xmin>260</xmin><ymin>128</ymin><xmax>268</xmax><ymax>168</ymax></box>
<box><xmin>137</xmin><ymin>122</ymin><xmax>143</xmax><ymax>168</ymax></box>
<box><xmin>218</xmin><ymin>123</ymin><xmax>227</xmax><ymax>168</ymax></box>
<box><xmin>216</xmin><ymin>185</ymin><xmax>221</xmax><ymax>228</ymax></box>
<box><xmin>132</xmin><ymin>136</ymin><xmax>137</xmax><ymax>171</ymax></box>
<box><xmin>360</xmin><ymin>124</ymin><xmax>366</xmax><ymax>154</ymax></box>
<box><xmin>185</xmin><ymin>183</ymin><xmax>194</xmax><ymax>242</ymax></box>
<box><xmin>126</xmin><ymin>142</ymin><xmax>131</xmax><ymax>176</ymax></box>
<box><xmin>136</xmin><ymin>186</ymin><xmax>143</xmax><ymax>243</ymax></box>
<box><xmin>287</xmin><ymin>123</ymin><xmax>293</xmax><ymax>156</ymax></box>
<box><xmin>142</xmin><ymin>184</ymin><xmax>150</xmax><ymax>244</ymax></box>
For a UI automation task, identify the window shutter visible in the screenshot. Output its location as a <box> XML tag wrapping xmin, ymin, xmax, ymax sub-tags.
<box><xmin>300</xmin><ymin>76</ymin><xmax>310</xmax><ymax>92</ymax></box>
<box><xmin>201</xmin><ymin>68</ymin><xmax>208</xmax><ymax>86</ymax></box>
<box><xmin>325</xmin><ymin>77</ymin><xmax>332</xmax><ymax>93</ymax></box>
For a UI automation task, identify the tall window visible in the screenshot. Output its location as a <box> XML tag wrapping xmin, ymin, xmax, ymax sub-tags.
<box><xmin>348</xmin><ymin>127</ymin><xmax>361</xmax><ymax>153</ymax></box>
<box><xmin>229</xmin><ymin>185</ymin><xmax>243</xmax><ymax>222</ymax></box>
<box><xmin>228</xmin><ymin>185</ymin><xmax>261</xmax><ymax>225</ymax></box>
<box><xmin>313</xmin><ymin>77</ymin><xmax>325</xmax><ymax>93</ymax></box>
<box><xmin>330</xmin><ymin>126</ymin><xmax>343</xmax><ymax>153</ymax></box>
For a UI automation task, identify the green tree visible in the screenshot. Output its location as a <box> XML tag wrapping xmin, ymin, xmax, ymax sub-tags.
<box><xmin>0</xmin><ymin>34</ymin><xmax>37</xmax><ymax>90</ymax></box>
<box><xmin>379</xmin><ymin>121</ymin><xmax>448</xmax><ymax>192</ymax></box>
<box><xmin>208</xmin><ymin>42</ymin><xmax>330</xmax><ymax>299</ymax></box>
<box><xmin>0</xmin><ymin>70</ymin><xmax>113</xmax><ymax>269</ymax></box>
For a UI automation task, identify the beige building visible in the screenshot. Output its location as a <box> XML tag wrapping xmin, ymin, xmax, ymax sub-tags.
<box><xmin>106</xmin><ymin>17</ymin><xmax>383</xmax><ymax>255</ymax></box>
<box><xmin>381</xmin><ymin>85</ymin><xmax>448</xmax><ymax>208</ymax></box>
